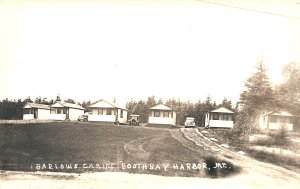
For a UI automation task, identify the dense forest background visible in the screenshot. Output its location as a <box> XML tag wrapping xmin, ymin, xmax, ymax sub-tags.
<box><xmin>0</xmin><ymin>94</ymin><xmax>234</xmax><ymax>126</ymax></box>
<box><xmin>0</xmin><ymin>61</ymin><xmax>299</xmax><ymax>132</ymax></box>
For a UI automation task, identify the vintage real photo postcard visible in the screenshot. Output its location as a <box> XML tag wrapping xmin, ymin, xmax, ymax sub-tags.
<box><xmin>0</xmin><ymin>0</ymin><xmax>300</xmax><ymax>188</ymax></box>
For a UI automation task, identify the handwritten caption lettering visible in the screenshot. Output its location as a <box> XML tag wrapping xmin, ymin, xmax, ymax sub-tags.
<box><xmin>32</xmin><ymin>161</ymin><xmax>230</xmax><ymax>172</ymax></box>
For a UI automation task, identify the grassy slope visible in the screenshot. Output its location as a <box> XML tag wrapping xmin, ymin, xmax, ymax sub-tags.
<box><xmin>0</xmin><ymin>123</ymin><xmax>158</xmax><ymax>169</ymax></box>
<box><xmin>0</xmin><ymin>122</ymin><xmax>239</xmax><ymax>177</ymax></box>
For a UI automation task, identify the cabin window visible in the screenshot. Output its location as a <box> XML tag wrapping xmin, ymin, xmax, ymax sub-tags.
<box><xmin>120</xmin><ymin>110</ymin><xmax>123</xmax><ymax>118</ymax></box>
<box><xmin>63</xmin><ymin>108</ymin><xmax>67</xmax><ymax>114</ymax></box>
<box><xmin>154</xmin><ymin>110</ymin><xmax>160</xmax><ymax>117</ymax></box>
<box><xmin>223</xmin><ymin>114</ymin><xmax>228</xmax><ymax>120</ymax></box>
<box><xmin>213</xmin><ymin>114</ymin><xmax>219</xmax><ymax>120</ymax></box>
<box><xmin>50</xmin><ymin>108</ymin><xmax>56</xmax><ymax>114</ymax></box>
<box><xmin>278</xmin><ymin>117</ymin><xmax>285</xmax><ymax>123</ymax></box>
<box><xmin>221</xmin><ymin>114</ymin><xmax>232</xmax><ymax>121</ymax></box>
<box><xmin>106</xmin><ymin>108</ymin><xmax>112</xmax><ymax>115</ymax></box>
<box><xmin>57</xmin><ymin>108</ymin><xmax>62</xmax><ymax>114</ymax></box>
<box><xmin>219</xmin><ymin>114</ymin><xmax>224</xmax><ymax>120</ymax></box>
<box><xmin>163</xmin><ymin>111</ymin><xmax>169</xmax><ymax>118</ymax></box>
<box><xmin>98</xmin><ymin>108</ymin><xmax>103</xmax><ymax>115</ymax></box>
<box><xmin>270</xmin><ymin>116</ymin><xmax>277</xmax><ymax>123</ymax></box>
<box><xmin>278</xmin><ymin>117</ymin><xmax>292</xmax><ymax>124</ymax></box>
<box><xmin>23</xmin><ymin>109</ymin><xmax>30</xmax><ymax>114</ymax></box>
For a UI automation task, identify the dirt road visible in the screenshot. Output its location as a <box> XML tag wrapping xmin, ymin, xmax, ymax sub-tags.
<box><xmin>178</xmin><ymin>128</ymin><xmax>300</xmax><ymax>182</ymax></box>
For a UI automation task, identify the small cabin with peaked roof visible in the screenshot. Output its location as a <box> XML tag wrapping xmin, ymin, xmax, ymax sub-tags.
<box><xmin>88</xmin><ymin>99</ymin><xmax>128</xmax><ymax>124</ymax></box>
<box><xmin>205</xmin><ymin>107</ymin><xmax>234</xmax><ymax>128</ymax></box>
<box><xmin>148</xmin><ymin>104</ymin><xmax>176</xmax><ymax>126</ymax></box>
<box><xmin>49</xmin><ymin>102</ymin><xmax>84</xmax><ymax>121</ymax></box>
<box><xmin>23</xmin><ymin>103</ymin><xmax>50</xmax><ymax>120</ymax></box>
<box><xmin>259</xmin><ymin>110</ymin><xmax>294</xmax><ymax>131</ymax></box>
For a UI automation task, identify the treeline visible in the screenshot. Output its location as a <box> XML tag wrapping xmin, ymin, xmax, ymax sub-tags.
<box><xmin>126</xmin><ymin>96</ymin><xmax>234</xmax><ymax>125</ymax></box>
<box><xmin>0</xmin><ymin>99</ymin><xmax>27</xmax><ymax>119</ymax></box>
<box><xmin>0</xmin><ymin>94</ymin><xmax>234</xmax><ymax>124</ymax></box>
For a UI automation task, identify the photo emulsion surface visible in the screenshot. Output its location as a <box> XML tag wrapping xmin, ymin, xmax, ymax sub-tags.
<box><xmin>0</xmin><ymin>0</ymin><xmax>300</xmax><ymax>188</ymax></box>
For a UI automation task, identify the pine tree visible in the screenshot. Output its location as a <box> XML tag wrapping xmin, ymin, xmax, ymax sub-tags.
<box><xmin>219</xmin><ymin>97</ymin><xmax>233</xmax><ymax>111</ymax></box>
<box><xmin>146</xmin><ymin>96</ymin><xmax>156</xmax><ymax>108</ymax></box>
<box><xmin>238</xmin><ymin>59</ymin><xmax>274</xmax><ymax>134</ymax></box>
<box><xmin>23</xmin><ymin>97</ymin><xmax>33</xmax><ymax>103</ymax></box>
<box><xmin>35</xmin><ymin>96</ymin><xmax>42</xmax><ymax>104</ymax></box>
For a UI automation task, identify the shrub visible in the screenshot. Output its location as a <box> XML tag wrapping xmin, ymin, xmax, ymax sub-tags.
<box><xmin>213</xmin><ymin>126</ymin><xmax>248</xmax><ymax>147</ymax></box>
<box><xmin>269</xmin><ymin>125</ymin><xmax>291</xmax><ymax>147</ymax></box>
<box><xmin>252</xmin><ymin>137</ymin><xmax>275</xmax><ymax>147</ymax></box>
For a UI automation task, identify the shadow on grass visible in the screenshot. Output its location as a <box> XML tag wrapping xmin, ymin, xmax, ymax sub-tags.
<box><xmin>204</xmin><ymin>156</ymin><xmax>241</xmax><ymax>178</ymax></box>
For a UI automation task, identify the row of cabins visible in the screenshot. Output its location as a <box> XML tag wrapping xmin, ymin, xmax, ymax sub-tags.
<box><xmin>23</xmin><ymin>100</ymin><xmax>298</xmax><ymax>131</ymax></box>
<box><xmin>23</xmin><ymin>102</ymin><xmax>85</xmax><ymax>121</ymax></box>
<box><xmin>23</xmin><ymin>100</ymin><xmax>176</xmax><ymax>125</ymax></box>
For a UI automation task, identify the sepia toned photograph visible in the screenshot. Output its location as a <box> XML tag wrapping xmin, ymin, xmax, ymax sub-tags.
<box><xmin>0</xmin><ymin>0</ymin><xmax>300</xmax><ymax>188</ymax></box>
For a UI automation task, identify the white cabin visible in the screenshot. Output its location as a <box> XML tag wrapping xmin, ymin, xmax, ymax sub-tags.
<box><xmin>23</xmin><ymin>103</ymin><xmax>50</xmax><ymax>120</ymax></box>
<box><xmin>49</xmin><ymin>102</ymin><xmax>84</xmax><ymax>121</ymax></box>
<box><xmin>88</xmin><ymin>99</ymin><xmax>128</xmax><ymax>124</ymax></box>
<box><xmin>148</xmin><ymin>104</ymin><xmax>176</xmax><ymax>125</ymax></box>
<box><xmin>205</xmin><ymin>107</ymin><xmax>234</xmax><ymax>128</ymax></box>
<box><xmin>259</xmin><ymin>111</ymin><xmax>294</xmax><ymax>131</ymax></box>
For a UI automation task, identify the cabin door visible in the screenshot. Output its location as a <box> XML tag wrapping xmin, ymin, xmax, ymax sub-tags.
<box><xmin>33</xmin><ymin>109</ymin><xmax>38</xmax><ymax>119</ymax></box>
<box><xmin>205</xmin><ymin>113</ymin><xmax>209</xmax><ymax>127</ymax></box>
<box><xmin>115</xmin><ymin>108</ymin><xmax>119</xmax><ymax>123</ymax></box>
<box><xmin>66</xmin><ymin>108</ymin><xmax>69</xmax><ymax>119</ymax></box>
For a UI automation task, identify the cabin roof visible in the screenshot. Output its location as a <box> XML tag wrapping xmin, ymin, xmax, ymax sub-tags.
<box><xmin>50</xmin><ymin>102</ymin><xmax>84</xmax><ymax>110</ymax></box>
<box><xmin>262</xmin><ymin>111</ymin><xmax>294</xmax><ymax>117</ymax></box>
<box><xmin>211</xmin><ymin>107</ymin><xmax>234</xmax><ymax>114</ymax></box>
<box><xmin>150</xmin><ymin>104</ymin><xmax>173</xmax><ymax>111</ymax></box>
<box><xmin>23</xmin><ymin>103</ymin><xmax>50</xmax><ymax>110</ymax></box>
<box><xmin>89</xmin><ymin>99</ymin><xmax>127</xmax><ymax>110</ymax></box>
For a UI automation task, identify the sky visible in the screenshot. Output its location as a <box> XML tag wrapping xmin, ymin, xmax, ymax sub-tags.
<box><xmin>1</xmin><ymin>0</ymin><xmax>300</xmax><ymax>107</ymax></box>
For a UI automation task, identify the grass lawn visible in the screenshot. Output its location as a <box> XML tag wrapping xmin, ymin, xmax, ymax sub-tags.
<box><xmin>0</xmin><ymin>122</ymin><xmax>239</xmax><ymax>178</ymax></box>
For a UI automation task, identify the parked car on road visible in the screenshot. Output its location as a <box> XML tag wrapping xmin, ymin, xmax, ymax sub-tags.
<box><xmin>184</xmin><ymin>117</ymin><xmax>195</xmax><ymax>128</ymax></box>
<box><xmin>128</xmin><ymin>114</ymin><xmax>139</xmax><ymax>126</ymax></box>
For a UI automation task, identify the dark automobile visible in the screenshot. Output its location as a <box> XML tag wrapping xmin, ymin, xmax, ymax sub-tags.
<box><xmin>78</xmin><ymin>115</ymin><xmax>88</xmax><ymax>122</ymax></box>
<box><xmin>129</xmin><ymin>114</ymin><xmax>139</xmax><ymax>126</ymax></box>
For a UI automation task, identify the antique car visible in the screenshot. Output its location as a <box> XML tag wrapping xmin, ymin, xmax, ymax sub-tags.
<box><xmin>129</xmin><ymin>114</ymin><xmax>140</xmax><ymax>126</ymax></box>
<box><xmin>78</xmin><ymin>115</ymin><xmax>88</xmax><ymax>122</ymax></box>
<box><xmin>184</xmin><ymin>117</ymin><xmax>195</xmax><ymax>128</ymax></box>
